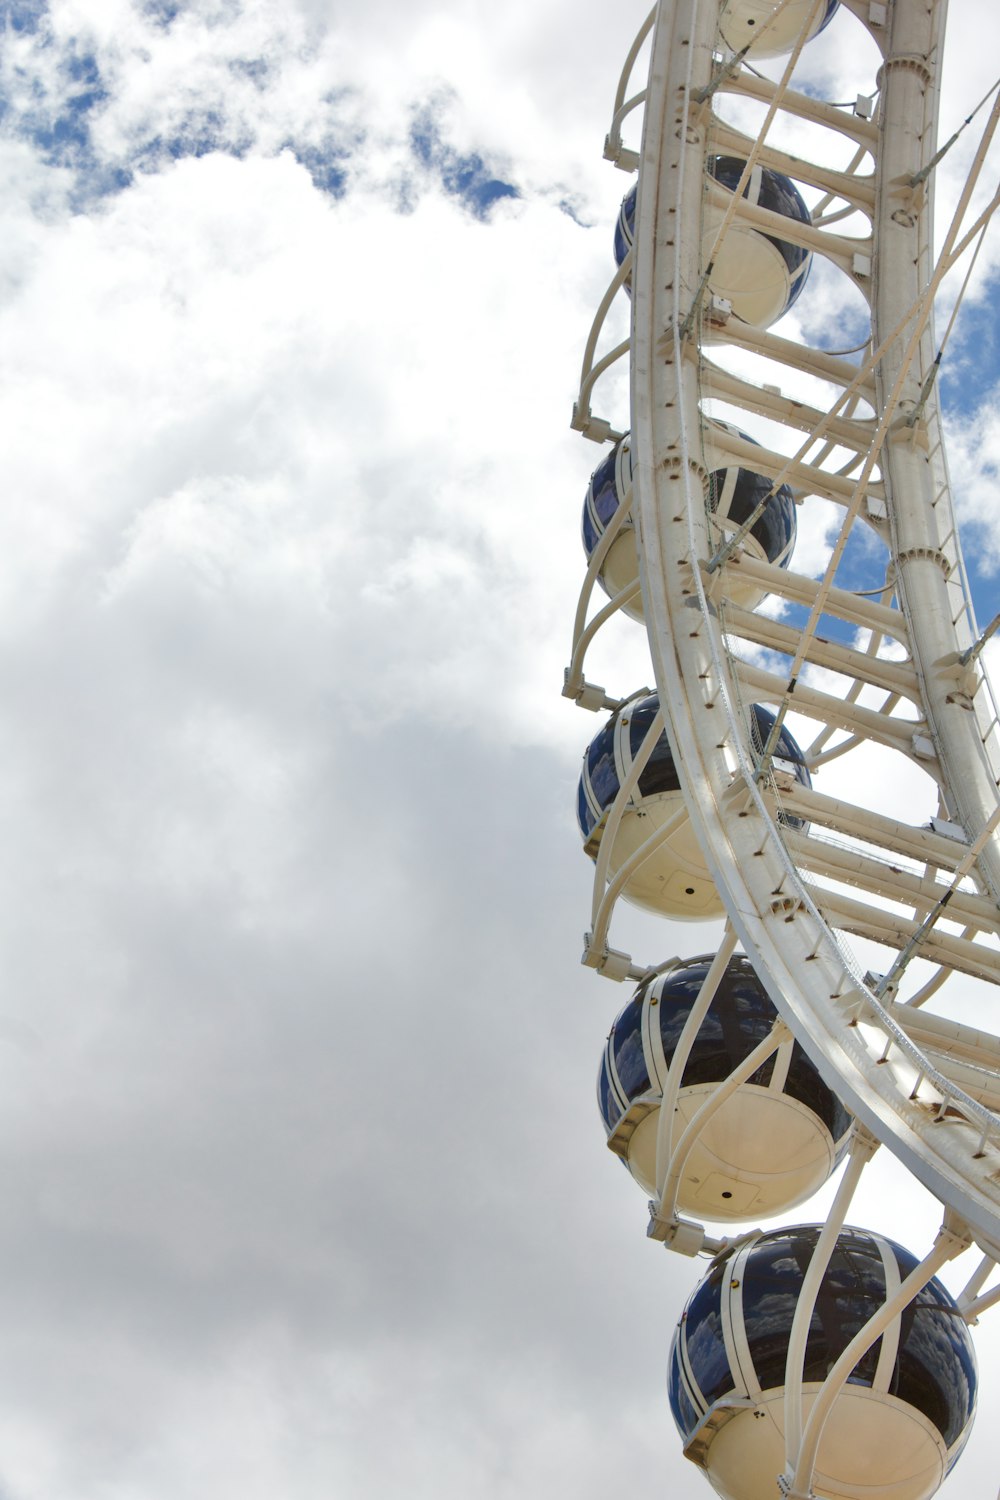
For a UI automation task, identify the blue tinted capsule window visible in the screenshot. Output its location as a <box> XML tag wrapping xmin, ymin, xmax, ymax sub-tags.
<box><xmin>673</xmin><ymin>1226</ymin><xmax>977</xmax><ymax>1455</ymax></box>
<box><xmin>668</xmin><ymin>1345</ymin><xmax>703</xmax><ymax>1440</ymax></box>
<box><xmin>818</xmin><ymin>0</ymin><xmax>839</xmax><ymax>33</ymax></box>
<box><xmin>614</xmin><ymin>184</ymin><xmax>636</xmax><ymax>269</ymax></box>
<box><xmin>577</xmin><ymin>779</ymin><xmax>594</xmax><ymax>839</ymax></box>
<box><xmin>580</xmin><ymin>721</ymin><xmax>620</xmax><ymax>834</ymax></box>
<box><xmin>677</xmin><ymin>1259</ymin><xmax>732</xmax><ymax>1418</ymax></box>
<box><xmin>893</xmin><ymin>1253</ymin><xmax>977</xmax><ymax>1449</ymax></box>
<box><xmin>739</xmin><ymin>1228</ymin><xmax>976</xmax><ymax>1444</ymax></box>
<box><xmin>612</xmin><ymin>994</ymin><xmax>649</xmax><ymax>1102</ymax></box>
<box><xmin>594</xmin><ymin>445</ymin><xmax>626</xmax><ymax>527</ymax></box>
<box><xmin>650</xmin><ymin>957</ymin><xmax>851</xmax><ymax>1158</ymax></box>
<box><xmin>656</xmin><ymin>958</ymin><xmax>775</xmax><ymax>1088</ymax></box>
<box><xmin>583</xmin><ymin>445</ymin><xmax>623</xmax><ymax>558</ymax></box>
<box><xmin>597</xmin><ymin>1052</ymin><xmax>622</xmax><ymax>1134</ymax></box>
<box><xmin>783</xmin><ymin>1048</ymin><xmax>852</xmax><ymax>1143</ymax></box>
<box><xmin>710</xmin><ymin>465</ymin><xmax>796</xmax><ymax>567</ymax></box>
<box><xmin>749</xmin><ymin>705</ymin><xmax>809</xmax><ymax>780</ymax></box>
<box><xmin>627</xmin><ymin>697</ymin><xmax>682</xmax><ymax>799</ymax></box>
<box><xmin>739</xmin><ymin>1232</ymin><xmax>831</xmax><ymax>1391</ymax></box>
<box><xmin>750</xmin><ymin>704</ymin><xmax>811</xmax><ymax>830</ymax></box>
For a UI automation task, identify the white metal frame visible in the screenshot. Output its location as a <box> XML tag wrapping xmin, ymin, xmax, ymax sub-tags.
<box><xmin>567</xmin><ymin>2</ymin><xmax>1000</xmax><ymax>1494</ymax></box>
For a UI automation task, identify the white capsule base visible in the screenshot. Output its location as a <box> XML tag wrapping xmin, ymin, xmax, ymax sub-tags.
<box><xmin>698</xmin><ymin>1386</ymin><xmax>948</xmax><ymax>1500</ymax></box>
<box><xmin>604</xmin><ymin>796</ymin><xmax>724</xmax><ymax>920</ymax></box>
<box><xmin>625</xmin><ymin>1083</ymin><xmax>839</xmax><ymax>1220</ymax></box>
<box><xmin>704</xmin><ymin>207</ymin><xmax>797</xmax><ymax>329</ymax></box>
<box><xmin>601</xmin><ymin>527</ymin><xmax>771</xmax><ymax>617</ymax></box>
<box><xmin>599</xmin><ymin>526</ymin><xmax>644</xmax><ymax>621</ymax></box>
<box><xmin>719</xmin><ymin>0</ymin><xmax>834</xmax><ymax>60</ymax></box>
<box><xmin>703</xmin><ymin>532</ymin><xmax>774</xmax><ymax>611</ymax></box>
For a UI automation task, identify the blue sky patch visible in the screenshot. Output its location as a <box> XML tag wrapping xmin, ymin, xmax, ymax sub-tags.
<box><xmin>285</xmin><ymin>141</ymin><xmax>348</xmax><ymax>198</ymax></box>
<box><xmin>0</xmin><ymin>0</ymin><xmax>46</xmax><ymax>34</ymax></box>
<box><xmin>228</xmin><ymin>57</ymin><xmax>269</xmax><ymax>89</ymax></box>
<box><xmin>142</xmin><ymin>0</ymin><xmax>183</xmax><ymax>24</ymax></box>
<box><xmin>557</xmin><ymin>196</ymin><xmax>594</xmax><ymax>228</ymax></box>
<box><xmin>1</xmin><ymin>12</ymin><xmax>359</xmax><ymax>207</ymax></box>
<box><xmin>410</xmin><ymin>102</ymin><xmax>518</xmax><ymax>220</ymax></box>
<box><xmin>133</xmin><ymin>110</ymin><xmax>252</xmax><ymax>169</ymax></box>
<box><xmin>15</xmin><ymin>45</ymin><xmax>254</xmax><ymax>203</ymax></box>
<box><xmin>2</xmin><ymin>36</ymin><xmax>119</xmax><ymax>203</ymax></box>
<box><xmin>771</xmin><ymin>517</ymin><xmax>894</xmax><ymax>649</ymax></box>
<box><xmin>941</xmin><ymin>326</ymin><xmax>1000</xmax><ymax>422</ymax></box>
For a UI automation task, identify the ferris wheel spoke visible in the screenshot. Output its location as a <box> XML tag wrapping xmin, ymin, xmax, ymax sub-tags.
<box><xmin>696</xmin><ymin>365</ymin><xmax>875</xmax><ymax>452</ymax></box>
<box><xmin>722</xmin><ymin>608</ymin><xmax>920</xmax><ymax>701</ymax></box>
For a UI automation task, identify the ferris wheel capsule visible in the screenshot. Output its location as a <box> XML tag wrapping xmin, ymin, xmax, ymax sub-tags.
<box><xmin>669</xmin><ymin>1225</ymin><xmax>977</xmax><ymax>1500</ymax></box>
<box><xmin>707</xmin><ymin>156</ymin><xmax>812</xmax><ymax>326</ymax></box>
<box><xmin>718</xmin><ymin>0</ymin><xmax>840</xmax><ymax>59</ymax></box>
<box><xmin>582</xmin><ymin>426</ymin><xmax>796</xmax><ymax>618</ymax></box>
<box><xmin>577</xmin><ymin>694</ymin><xmax>810</xmax><ymax>920</ymax></box>
<box><xmin>613</xmin><ymin>188</ymin><xmax>638</xmax><ymax>286</ymax></box>
<box><xmin>614</xmin><ymin>161</ymin><xmax>812</xmax><ymax>328</ymax></box>
<box><xmin>598</xmin><ymin>956</ymin><xmax>851</xmax><ymax>1220</ymax></box>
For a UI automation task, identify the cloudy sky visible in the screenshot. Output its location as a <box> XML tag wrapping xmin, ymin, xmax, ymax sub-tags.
<box><xmin>2</xmin><ymin>1</ymin><xmax>1000</xmax><ymax>1497</ymax></box>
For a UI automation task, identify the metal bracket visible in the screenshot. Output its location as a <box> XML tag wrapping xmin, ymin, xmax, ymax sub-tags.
<box><xmin>562</xmin><ymin>672</ymin><xmax>618</xmax><ymax>712</ymax></box>
<box><xmin>570</xmin><ymin>404</ymin><xmax>616</xmax><ymax>444</ymax></box>
<box><xmin>581</xmin><ymin>934</ymin><xmax>644</xmax><ymax>982</ymax></box>
<box><xmin>603</xmin><ymin>136</ymin><xmax>639</xmax><ymax>173</ymax></box>
<box><xmin>646</xmin><ymin>1210</ymin><xmax>709</xmax><ymax>1255</ymax></box>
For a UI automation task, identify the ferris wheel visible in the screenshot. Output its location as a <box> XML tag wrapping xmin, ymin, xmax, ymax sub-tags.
<box><xmin>564</xmin><ymin>2</ymin><xmax>1000</xmax><ymax>1498</ymax></box>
